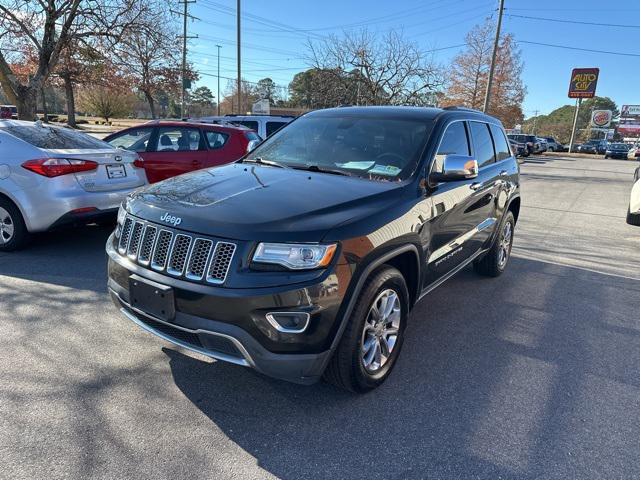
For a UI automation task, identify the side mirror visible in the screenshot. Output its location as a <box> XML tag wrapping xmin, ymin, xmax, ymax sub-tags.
<box><xmin>246</xmin><ymin>139</ymin><xmax>261</xmax><ymax>153</ymax></box>
<box><xmin>431</xmin><ymin>155</ymin><xmax>479</xmax><ymax>182</ymax></box>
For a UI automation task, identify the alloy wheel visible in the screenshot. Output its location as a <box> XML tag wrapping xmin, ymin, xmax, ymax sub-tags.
<box><xmin>498</xmin><ymin>220</ymin><xmax>513</xmax><ymax>269</ymax></box>
<box><xmin>0</xmin><ymin>207</ymin><xmax>14</xmax><ymax>244</ymax></box>
<box><xmin>360</xmin><ymin>288</ymin><xmax>401</xmax><ymax>373</ymax></box>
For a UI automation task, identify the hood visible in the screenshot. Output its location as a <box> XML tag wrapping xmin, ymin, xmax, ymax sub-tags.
<box><xmin>125</xmin><ymin>163</ymin><xmax>407</xmax><ymax>241</ymax></box>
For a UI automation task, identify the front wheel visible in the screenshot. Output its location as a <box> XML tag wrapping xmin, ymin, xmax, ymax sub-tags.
<box><xmin>474</xmin><ymin>211</ymin><xmax>515</xmax><ymax>277</ymax></box>
<box><xmin>324</xmin><ymin>266</ymin><xmax>409</xmax><ymax>393</ymax></box>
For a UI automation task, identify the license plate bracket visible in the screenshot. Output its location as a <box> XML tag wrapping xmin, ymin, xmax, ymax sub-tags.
<box><xmin>129</xmin><ymin>274</ymin><xmax>175</xmax><ymax>322</ymax></box>
<box><xmin>106</xmin><ymin>164</ymin><xmax>127</xmax><ymax>179</ymax></box>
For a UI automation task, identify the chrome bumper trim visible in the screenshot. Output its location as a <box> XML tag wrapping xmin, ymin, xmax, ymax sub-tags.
<box><xmin>114</xmin><ymin>291</ymin><xmax>254</xmax><ymax>368</ymax></box>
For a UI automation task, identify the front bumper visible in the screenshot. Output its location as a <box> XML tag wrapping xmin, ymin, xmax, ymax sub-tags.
<box><xmin>107</xmin><ymin>234</ymin><xmax>352</xmax><ymax>384</ymax></box>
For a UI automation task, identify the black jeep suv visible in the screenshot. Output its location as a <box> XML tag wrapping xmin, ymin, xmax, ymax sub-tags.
<box><xmin>107</xmin><ymin>106</ymin><xmax>521</xmax><ymax>392</ymax></box>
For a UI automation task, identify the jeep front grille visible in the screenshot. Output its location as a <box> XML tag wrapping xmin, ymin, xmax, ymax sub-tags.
<box><xmin>119</xmin><ymin>214</ymin><xmax>236</xmax><ymax>285</ymax></box>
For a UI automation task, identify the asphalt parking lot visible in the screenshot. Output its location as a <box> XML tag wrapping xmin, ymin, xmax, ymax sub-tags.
<box><xmin>1</xmin><ymin>156</ymin><xmax>639</xmax><ymax>480</ymax></box>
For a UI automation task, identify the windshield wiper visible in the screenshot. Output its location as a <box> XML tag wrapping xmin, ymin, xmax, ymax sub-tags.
<box><xmin>292</xmin><ymin>164</ymin><xmax>352</xmax><ymax>176</ymax></box>
<box><xmin>242</xmin><ymin>157</ymin><xmax>288</xmax><ymax>168</ymax></box>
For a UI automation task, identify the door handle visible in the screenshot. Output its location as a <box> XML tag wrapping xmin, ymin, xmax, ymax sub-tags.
<box><xmin>191</xmin><ymin>160</ymin><xmax>200</xmax><ymax>166</ymax></box>
<box><xmin>499</xmin><ymin>170</ymin><xmax>508</xmax><ymax>177</ymax></box>
<box><xmin>470</xmin><ymin>182</ymin><xmax>484</xmax><ymax>191</ymax></box>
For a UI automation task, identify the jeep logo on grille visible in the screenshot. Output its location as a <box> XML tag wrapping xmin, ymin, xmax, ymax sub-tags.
<box><xmin>160</xmin><ymin>212</ymin><xmax>182</xmax><ymax>226</ymax></box>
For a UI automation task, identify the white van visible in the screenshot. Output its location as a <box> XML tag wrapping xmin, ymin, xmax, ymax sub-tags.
<box><xmin>194</xmin><ymin>115</ymin><xmax>294</xmax><ymax>139</ymax></box>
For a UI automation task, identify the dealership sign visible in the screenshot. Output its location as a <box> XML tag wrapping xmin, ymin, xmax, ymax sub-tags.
<box><xmin>619</xmin><ymin>104</ymin><xmax>640</xmax><ymax>135</ymax></box>
<box><xmin>568</xmin><ymin>68</ymin><xmax>599</xmax><ymax>98</ymax></box>
<box><xmin>591</xmin><ymin>110</ymin><xmax>612</xmax><ymax>128</ymax></box>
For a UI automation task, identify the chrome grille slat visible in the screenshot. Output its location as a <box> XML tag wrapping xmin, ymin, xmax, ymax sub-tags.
<box><xmin>119</xmin><ymin>215</ymin><xmax>236</xmax><ymax>285</ymax></box>
<box><xmin>185</xmin><ymin>238</ymin><xmax>214</xmax><ymax>280</ymax></box>
<box><xmin>118</xmin><ymin>217</ymin><xmax>134</xmax><ymax>254</ymax></box>
<box><xmin>151</xmin><ymin>230</ymin><xmax>174</xmax><ymax>271</ymax></box>
<box><xmin>207</xmin><ymin>242</ymin><xmax>236</xmax><ymax>284</ymax></box>
<box><xmin>127</xmin><ymin>221</ymin><xmax>144</xmax><ymax>259</ymax></box>
<box><xmin>138</xmin><ymin>226</ymin><xmax>157</xmax><ymax>265</ymax></box>
<box><xmin>167</xmin><ymin>234</ymin><xmax>192</xmax><ymax>276</ymax></box>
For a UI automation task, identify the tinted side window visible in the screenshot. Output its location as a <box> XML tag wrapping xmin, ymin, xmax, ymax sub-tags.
<box><xmin>107</xmin><ymin>127</ymin><xmax>153</xmax><ymax>152</ymax></box>
<box><xmin>489</xmin><ymin>124</ymin><xmax>511</xmax><ymax>161</ymax></box>
<box><xmin>236</xmin><ymin>120</ymin><xmax>259</xmax><ymax>131</ymax></box>
<box><xmin>434</xmin><ymin>121</ymin><xmax>469</xmax><ymax>173</ymax></box>
<box><xmin>204</xmin><ymin>131</ymin><xmax>229</xmax><ymax>149</ymax></box>
<box><xmin>153</xmin><ymin>127</ymin><xmax>203</xmax><ymax>152</ymax></box>
<box><xmin>469</xmin><ymin>121</ymin><xmax>496</xmax><ymax>168</ymax></box>
<box><xmin>266</xmin><ymin>121</ymin><xmax>287</xmax><ymax>136</ymax></box>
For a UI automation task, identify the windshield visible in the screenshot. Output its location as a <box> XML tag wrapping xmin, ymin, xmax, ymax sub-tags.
<box><xmin>3</xmin><ymin>124</ymin><xmax>110</xmax><ymax>149</ymax></box>
<box><xmin>246</xmin><ymin>114</ymin><xmax>432</xmax><ymax>181</ymax></box>
<box><xmin>610</xmin><ymin>143</ymin><xmax>628</xmax><ymax>149</ymax></box>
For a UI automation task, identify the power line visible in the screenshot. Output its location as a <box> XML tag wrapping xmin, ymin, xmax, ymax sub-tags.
<box><xmin>518</xmin><ymin>40</ymin><xmax>640</xmax><ymax>58</ymax></box>
<box><xmin>506</xmin><ymin>14</ymin><xmax>640</xmax><ymax>29</ymax></box>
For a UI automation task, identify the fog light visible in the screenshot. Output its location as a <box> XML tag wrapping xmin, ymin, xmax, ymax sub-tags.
<box><xmin>265</xmin><ymin>312</ymin><xmax>310</xmax><ymax>333</ymax></box>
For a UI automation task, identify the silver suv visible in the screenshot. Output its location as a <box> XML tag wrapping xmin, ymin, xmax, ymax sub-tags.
<box><xmin>0</xmin><ymin>120</ymin><xmax>147</xmax><ymax>250</ymax></box>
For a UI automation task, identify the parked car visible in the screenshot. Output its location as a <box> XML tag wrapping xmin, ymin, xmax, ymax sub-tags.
<box><xmin>0</xmin><ymin>105</ymin><xmax>18</xmax><ymax>119</ymax></box>
<box><xmin>570</xmin><ymin>143</ymin><xmax>582</xmax><ymax>153</ymax></box>
<box><xmin>507</xmin><ymin>134</ymin><xmax>539</xmax><ymax>155</ymax></box>
<box><xmin>577</xmin><ymin>142</ymin><xmax>597</xmax><ymax>154</ymax></box>
<box><xmin>195</xmin><ymin>114</ymin><xmax>294</xmax><ymax>139</ymax></box>
<box><xmin>628</xmin><ymin>146</ymin><xmax>640</xmax><ymax>160</ymax></box>
<box><xmin>0</xmin><ymin>120</ymin><xmax>147</xmax><ymax>251</ymax></box>
<box><xmin>509</xmin><ymin>139</ymin><xmax>527</xmax><ymax>158</ymax></box>
<box><xmin>536</xmin><ymin>137</ymin><xmax>548</xmax><ymax>153</ymax></box>
<box><xmin>543</xmin><ymin>137</ymin><xmax>564</xmax><ymax>152</ymax></box>
<box><xmin>107</xmin><ymin>106</ymin><xmax>521</xmax><ymax>392</ymax></box>
<box><xmin>628</xmin><ymin>166</ymin><xmax>640</xmax><ymax>226</ymax></box>
<box><xmin>604</xmin><ymin>143</ymin><xmax>630</xmax><ymax>159</ymax></box>
<box><xmin>104</xmin><ymin>121</ymin><xmax>261</xmax><ymax>183</ymax></box>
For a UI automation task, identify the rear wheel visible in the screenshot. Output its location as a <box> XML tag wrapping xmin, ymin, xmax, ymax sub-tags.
<box><xmin>324</xmin><ymin>266</ymin><xmax>409</xmax><ymax>393</ymax></box>
<box><xmin>0</xmin><ymin>198</ymin><xmax>28</xmax><ymax>251</ymax></box>
<box><xmin>474</xmin><ymin>211</ymin><xmax>515</xmax><ymax>277</ymax></box>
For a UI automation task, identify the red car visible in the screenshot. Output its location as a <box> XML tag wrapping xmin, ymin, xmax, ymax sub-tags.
<box><xmin>104</xmin><ymin>121</ymin><xmax>261</xmax><ymax>183</ymax></box>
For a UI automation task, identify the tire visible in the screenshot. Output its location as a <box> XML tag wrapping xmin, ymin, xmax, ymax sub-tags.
<box><xmin>604</xmin><ymin>155</ymin><xmax>609</xmax><ymax>159</ymax></box>
<box><xmin>473</xmin><ymin>211</ymin><xmax>515</xmax><ymax>277</ymax></box>
<box><xmin>628</xmin><ymin>207</ymin><xmax>640</xmax><ymax>226</ymax></box>
<box><xmin>324</xmin><ymin>266</ymin><xmax>409</xmax><ymax>393</ymax></box>
<box><xmin>0</xmin><ymin>197</ymin><xmax>29</xmax><ymax>251</ymax></box>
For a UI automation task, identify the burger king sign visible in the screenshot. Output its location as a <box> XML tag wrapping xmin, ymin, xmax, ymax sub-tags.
<box><xmin>591</xmin><ymin>110</ymin><xmax>612</xmax><ymax>128</ymax></box>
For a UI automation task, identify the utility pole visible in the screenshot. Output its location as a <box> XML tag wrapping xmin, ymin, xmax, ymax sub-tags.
<box><xmin>483</xmin><ymin>0</ymin><xmax>505</xmax><ymax>113</ymax></box>
<box><xmin>237</xmin><ymin>0</ymin><xmax>242</xmax><ymax>113</ymax></box>
<box><xmin>531</xmin><ymin>109</ymin><xmax>539</xmax><ymax>135</ymax></box>
<box><xmin>173</xmin><ymin>0</ymin><xmax>198</xmax><ymax>119</ymax></box>
<box><xmin>569</xmin><ymin>98</ymin><xmax>582</xmax><ymax>153</ymax></box>
<box><xmin>216</xmin><ymin>44</ymin><xmax>221</xmax><ymax>115</ymax></box>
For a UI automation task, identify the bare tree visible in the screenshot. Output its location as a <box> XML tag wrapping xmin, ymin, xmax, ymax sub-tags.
<box><xmin>442</xmin><ymin>19</ymin><xmax>526</xmax><ymax>127</ymax></box>
<box><xmin>0</xmin><ymin>0</ymin><xmax>148</xmax><ymax>120</ymax></box>
<box><xmin>307</xmin><ymin>30</ymin><xmax>444</xmax><ymax>106</ymax></box>
<box><xmin>114</xmin><ymin>2</ymin><xmax>183</xmax><ymax>119</ymax></box>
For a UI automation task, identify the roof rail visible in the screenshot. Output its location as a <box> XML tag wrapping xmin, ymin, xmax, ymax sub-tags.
<box><xmin>442</xmin><ymin>106</ymin><xmax>484</xmax><ymax>113</ymax></box>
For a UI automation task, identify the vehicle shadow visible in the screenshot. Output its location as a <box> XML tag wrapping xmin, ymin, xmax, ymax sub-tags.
<box><xmin>165</xmin><ymin>256</ymin><xmax>640</xmax><ymax>479</ymax></box>
<box><xmin>0</xmin><ymin>223</ymin><xmax>114</xmax><ymax>292</ymax></box>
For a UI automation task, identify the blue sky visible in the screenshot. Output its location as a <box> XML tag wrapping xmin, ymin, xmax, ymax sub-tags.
<box><xmin>186</xmin><ymin>0</ymin><xmax>640</xmax><ymax>118</ymax></box>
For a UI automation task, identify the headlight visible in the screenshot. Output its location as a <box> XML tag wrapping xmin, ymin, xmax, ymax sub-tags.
<box><xmin>252</xmin><ymin>242</ymin><xmax>337</xmax><ymax>270</ymax></box>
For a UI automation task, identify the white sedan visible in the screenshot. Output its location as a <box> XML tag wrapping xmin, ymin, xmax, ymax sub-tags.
<box><xmin>628</xmin><ymin>166</ymin><xmax>640</xmax><ymax>226</ymax></box>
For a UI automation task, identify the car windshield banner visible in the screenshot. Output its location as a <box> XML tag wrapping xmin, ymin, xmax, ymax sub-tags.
<box><xmin>568</xmin><ymin>68</ymin><xmax>599</xmax><ymax>98</ymax></box>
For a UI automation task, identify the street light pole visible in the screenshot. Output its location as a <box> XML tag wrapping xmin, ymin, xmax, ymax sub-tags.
<box><xmin>483</xmin><ymin>0</ymin><xmax>505</xmax><ymax>113</ymax></box>
<box><xmin>237</xmin><ymin>0</ymin><xmax>241</xmax><ymax>113</ymax></box>
<box><xmin>216</xmin><ymin>44</ymin><xmax>221</xmax><ymax>116</ymax></box>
